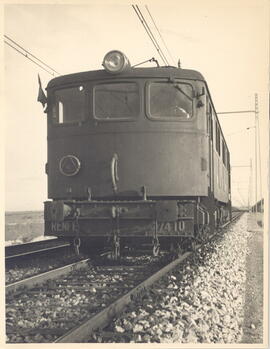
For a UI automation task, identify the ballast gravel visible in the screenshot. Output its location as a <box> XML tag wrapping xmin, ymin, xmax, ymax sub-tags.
<box><xmin>91</xmin><ymin>214</ymin><xmax>250</xmax><ymax>343</ymax></box>
<box><xmin>6</xmin><ymin>255</ymin><xmax>164</xmax><ymax>343</ymax></box>
<box><xmin>6</xmin><ymin>252</ymin><xmax>86</xmax><ymax>284</ymax></box>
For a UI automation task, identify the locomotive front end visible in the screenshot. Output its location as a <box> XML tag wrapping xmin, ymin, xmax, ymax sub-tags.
<box><xmin>43</xmin><ymin>50</ymin><xmax>230</xmax><ymax>257</ymax></box>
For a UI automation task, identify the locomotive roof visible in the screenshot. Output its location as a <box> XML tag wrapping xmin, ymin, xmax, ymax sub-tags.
<box><xmin>47</xmin><ymin>67</ymin><xmax>206</xmax><ymax>89</ymax></box>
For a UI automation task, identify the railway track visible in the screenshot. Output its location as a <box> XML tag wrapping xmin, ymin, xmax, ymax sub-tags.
<box><xmin>5</xmin><ymin>238</ymin><xmax>86</xmax><ymax>285</ymax></box>
<box><xmin>5</xmin><ymin>238</ymin><xmax>70</xmax><ymax>261</ymax></box>
<box><xmin>6</xmin><ymin>213</ymin><xmax>243</xmax><ymax>343</ymax></box>
<box><xmin>222</xmin><ymin>211</ymin><xmax>243</xmax><ymax>228</ymax></box>
<box><xmin>6</xmin><ymin>255</ymin><xmax>169</xmax><ymax>343</ymax></box>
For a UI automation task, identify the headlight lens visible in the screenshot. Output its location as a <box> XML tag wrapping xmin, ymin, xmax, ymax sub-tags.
<box><xmin>102</xmin><ymin>50</ymin><xmax>130</xmax><ymax>73</ymax></box>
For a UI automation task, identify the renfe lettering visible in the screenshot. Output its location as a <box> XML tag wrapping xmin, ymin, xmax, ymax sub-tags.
<box><xmin>51</xmin><ymin>221</ymin><xmax>75</xmax><ymax>232</ymax></box>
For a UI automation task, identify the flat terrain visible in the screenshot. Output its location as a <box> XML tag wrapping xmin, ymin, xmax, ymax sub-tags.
<box><xmin>5</xmin><ymin>211</ymin><xmax>45</xmax><ymax>243</ymax></box>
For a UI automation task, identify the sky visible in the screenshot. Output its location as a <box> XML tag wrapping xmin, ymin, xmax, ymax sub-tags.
<box><xmin>3</xmin><ymin>0</ymin><xmax>269</xmax><ymax>211</ymax></box>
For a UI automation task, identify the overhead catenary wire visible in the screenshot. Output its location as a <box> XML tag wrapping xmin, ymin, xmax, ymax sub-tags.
<box><xmin>5</xmin><ymin>41</ymin><xmax>54</xmax><ymax>76</ymax></box>
<box><xmin>226</xmin><ymin>129</ymin><xmax>248</xmax><ymax>137</ymax></box>
<box><xmin>145</xmin><ymin>5</ymin><xmax>176</xmax><ymax>66</ymax></box>
<box><xmin>217</xmin><ymin>110</ymin><xmax>255</xmax><ymax>115</ymax></box>
<box><xmin>132</xmin><ymin>5</ymin><xmax>170</xmax><ymax>66</ymax></box>
<box><xmin>134</xmin><ymin>5</ymin><xmax>169</xmax><ymax>65</ymax></box>
<box><xmin>4</xmin><ymin>35</ymin><xmax>60</xmax><ymax>76</ymax></box>
<box><xmin>237</xmin><ymin>186</ymin><xmax>247</xmax><ymax>207</ymax></box>
<box><xmin>216</xmin><ymin>97</ymin><xmax>261</xmax><ymax>208</ymax></box>
<box><xmin>255</xmin><ymin>93</ymin><xmax>262</xmax><ymax>201</ymax></box>
<box><xmin>233</xmin><ymin>197</ymin><xmax>246</xmax><ymax>208</ymax></box>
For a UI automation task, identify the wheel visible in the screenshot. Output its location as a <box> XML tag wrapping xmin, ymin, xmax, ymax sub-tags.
<box><xmin>73</xmin><ymin>237</ymin><xmax>81</xmax><ymax>256</ymax></box>
<box><xmin>198</xmin><ymin>227</ymin><xmax>206</xmax><ymax>242</ymax></box>
<box><xmin>172</xmin><ymin>243</ymin><xmax>183</xmax><ymax>258</ymax></box>
<box><xmin>112</xmin><ymin>240</ymin><xmax>120</xmax><ymax>260</ymax></box>
<box><xmin>187</xmin><ymin>238</ymin><xmax>196</xmax><ymax>252</ymax></box>
<box><xmin>153</xmin><ymin>244</ymin><xmax>160</xmax><ymax>257</ymax></box>
<box><xmin>112</xmin><ymin>245</ymin><xmax>120</xmax><ymax>260</ymax></box>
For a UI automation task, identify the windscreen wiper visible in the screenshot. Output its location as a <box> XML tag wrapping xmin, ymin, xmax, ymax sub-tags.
<box><xmin>173</xmin><ymin>83</ymin><xmax>193</xmax><ymax>101</ymax></box>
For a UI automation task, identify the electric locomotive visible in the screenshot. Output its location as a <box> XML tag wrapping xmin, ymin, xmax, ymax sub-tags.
<box><xmin>41</xmin><ymin>50</ymin><xmax>231</xmax><ymax>258</ymax></box>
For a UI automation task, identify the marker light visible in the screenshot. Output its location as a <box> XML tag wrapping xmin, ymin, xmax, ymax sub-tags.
<box><xmin>59</xmin><ymin>155</ymin><xmax>81</xmax><ymax>176</ymax></box>
<box><xmin>102</xmin><ymin>50</ymin><xmax>130</xmax><ymax>74</ymax></box>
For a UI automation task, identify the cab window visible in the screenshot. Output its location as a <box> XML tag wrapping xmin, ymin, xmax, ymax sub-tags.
<box><xmin>148</xmin><ymin>81</ymin><xmax>193</xmax><ymax>120</ymax></box>
<box><xmin>209</xmin><ymin>104</ymin><xmax>213</xmax><ymax>140</ymax></box>
<box><xmin>215</xmin><ymin>121</ymin><xmax>221</xmax><ymax>155</ymax></box>
<box><xmin>94</xmin><ymin>82</ymin><xmax>139</xmax><ymax>120</ymax></box>
<box><xmin>222</xmin><ymin>140</ymin><xmax>226</xmax><ymax>166</ymax></box>
<box><xmin>52</xmin><ymin>86</ymin><xmax>85</xmax><ymax>124</ymax></box>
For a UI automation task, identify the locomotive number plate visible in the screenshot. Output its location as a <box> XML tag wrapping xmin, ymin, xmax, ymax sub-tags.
<box><xmin>157</xmin><ymin>220</ymin><xmax>194</xmax><ymax>236</ymax></box>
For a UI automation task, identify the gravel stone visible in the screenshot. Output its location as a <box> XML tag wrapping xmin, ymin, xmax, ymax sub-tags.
<box><xmin>7</xmin><ymin>255</ymin><xmax>167</xmax><ymax>343</ymax></box>
<box><xmin>95</xmin><ymin>214</ymin><xmax>251</xmax><ymax>343</ymax></box>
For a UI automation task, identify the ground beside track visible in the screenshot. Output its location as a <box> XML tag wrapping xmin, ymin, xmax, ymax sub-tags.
<box><xmin>241</xmin><ymin>212</ymin><xmax>264</xmax><ymax>344</ymax></box>
<box><xmin>5</xmin><ymin>211</ymin><xmax>47</xmax><ymax>245</ymax></box>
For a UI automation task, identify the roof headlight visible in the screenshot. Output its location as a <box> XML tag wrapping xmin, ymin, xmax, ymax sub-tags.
<box><xmin>102</xmin><ymin>50</ymin><xmax>130</xmax><ymax>74</ymax></box>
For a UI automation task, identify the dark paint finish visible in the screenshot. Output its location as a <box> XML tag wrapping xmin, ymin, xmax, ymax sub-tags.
<box><xmin>47</xmin><ymin>67</ymin><xmax>205</xmax><ymax>89</ymax></box>
<box><xmin>43</xmin><ymin>63</ymin><xmax>231</xmax><ymax>243</ymax></box>
<box><xmin>47</xmin><ymin>130</ymin><xmax>208</xmax><ymax>199</ymax></box>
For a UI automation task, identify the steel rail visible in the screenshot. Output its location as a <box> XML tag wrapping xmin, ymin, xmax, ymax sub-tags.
<box><xmin>6</xmin><ymin>238</ymin><xmax>56</xmax><ymax>252</ymax></box>
<box><xmin>221</xmin><ymin>211</ymin><xmax>243</xmax><ymax>228</ymax></box>
<box><xmin>5</xmin><ymin>239</ymin><xmax>70</xmax><ymax>260</ymax></box>
<box><xmin>5</xmin><ymin>243</ymin><xmax>70</xmax><ymax>260</ymax></box>
<box><xmin>55</xmin><ymin>251</ymin><xmax>191</xmax><ymax>343</ymax></box>
<box><xmin>6</xmin><ymin>259</ymin><xmax>90</xmax><ymax>295</ymax></box>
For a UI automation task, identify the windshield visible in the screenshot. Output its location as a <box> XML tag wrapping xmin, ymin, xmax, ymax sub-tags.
<box><xmin>149</xmin><ymin>81</ymin><xmax>193</xmax><ymax>119</ymax></box>
<box><xmin>52</xmin><ymin>86</ymin><xmax>85</xmax><ymax>124</ymax></box>
<box><xmin>94</xmin><ymin>82</ymin><xmax>139</xmax><ymax>119</ymax></box>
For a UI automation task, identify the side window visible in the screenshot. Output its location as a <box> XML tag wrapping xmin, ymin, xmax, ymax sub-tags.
<box><xmin>217</xmin><ymin>161</ymin><xmax>220</xmax><ymax>188</ymax></box>
<box><xmin>52</xmin><ymin>86</ymin><xmax>85</xmax><ymax>124</ymax></box>
<box><xmin>222</xmin><ymin>141</ymin><xmax>226</xmax><ymax>167</ymax></box>
<box><xmin>206</xmin><ymin>96</ymin><xmax>209</xmax><ymax>131</ymax></box>
<box><xmin>209</xmin><ymin>104</ymin><xmax>213</xmax><ymax>141</ymax></box>
<box><xmin>227</xmin><ymin>150</ymin><xmax>230</xmax><ymax>170</ymax></box>
<box><xmin>215</xmin><ymin>121</ymin><xmax>220</xmax><ymax>155</ymax></box>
